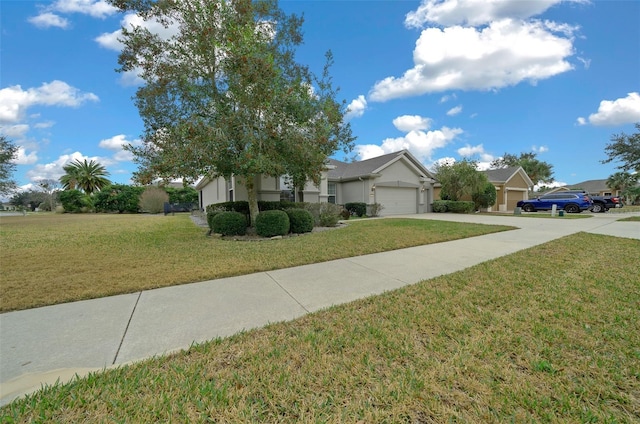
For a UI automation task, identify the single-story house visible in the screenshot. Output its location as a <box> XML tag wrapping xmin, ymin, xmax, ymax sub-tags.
<box><xmin>482</xmin><ymin>167</ymin><xmax>534</xmax><ymax>212</ymax></box>
<box><xmin>548</xmin><ymin>179</ymin><xmax>621</xmax><ymax>196</ymax></box>
<box><xmin>195</xmin><ymin>150</ymin><xmax>436</xmax><ymax>216</ymax></box>
<box><xmin>433</xmin><ymin>166</ymin><xmax>533</xmax><ymax>212</ymax></box>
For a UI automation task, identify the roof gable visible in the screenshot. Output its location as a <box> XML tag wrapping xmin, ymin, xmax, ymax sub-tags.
<box><xmin>328</xmin><ymin>150</ymin><xmax>434</xmax><ymax>181</ymax></box>
<box><xmin>483</xmin><ymin>166</ymin><xmax>533</xmax><ymax>187</ymax></box>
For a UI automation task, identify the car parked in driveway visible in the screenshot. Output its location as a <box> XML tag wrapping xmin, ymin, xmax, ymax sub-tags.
<box><xmin>517</xmin><ymin>193</ymin><xmax>593</xmax><ymax>213</ymax></box>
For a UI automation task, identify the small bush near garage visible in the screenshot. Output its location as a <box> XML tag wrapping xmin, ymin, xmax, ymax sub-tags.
<box><xmin>432</xmin><ymin>200</ymin><xmax>474</xmax><ymax>213</ymax></box>
<box><xmin>286</xmin><ymin>208</ymin><xmax>314</xmax><ymax>234</ymax></box>
<box><xmin>256</xmin><ymin>210</ymin><xmax>290</xmax><ymax>237</ymax></box>
<box><xmin>211</xmin><ymin>211</ymin><xmax>247</xmax><ymax>236</ymax></box>
<box><xmin>345</xmin><ymin>202</ymin><xmax>367</xmax><ymax>217</ymax></box>
<box><xmin>206</xmin><ymin>210</ymin><xmax>223</xmax><ymax>231</ymax></box>
<box><xmin>448</xmin><ymin>201</ymin><xmax>475</xmax><ymax>213</ymax></box>
<box><xmin>302</xmin><ymin>203</ymin><xmax>342</xmax><ymax>227</ymax></box>
<box><xmin>368</xmin><ymin>203</ymin><xmax>384</xmax><ymax>217</ymax></box>
<box><xmin>340</xmin><ymin>209</ymin><xmax>351</xmax><ymax>220</ymax></box>
<box><xmin>432</xmin><ymin>200</ymin><xmax>449</xmax><ymax>213</ymax></box>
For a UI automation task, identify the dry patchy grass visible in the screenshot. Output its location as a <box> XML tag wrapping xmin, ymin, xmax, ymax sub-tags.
<box><xmin>0</xmin><ymin>213</ymin><xmax>512</xmax><ymax>312</ymax></box>
<box><xmin>3</xmin><ymin>232</ymin><xmax>639</xmax><ymax>422</ymax></box>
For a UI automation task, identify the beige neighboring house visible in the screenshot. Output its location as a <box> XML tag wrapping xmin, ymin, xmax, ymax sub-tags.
<box><xmin>195</xmin><ymin>149</ymin><xmax>436</xmax><ymax>216</ymax></box>
<box><xmin>433</xmin><ymin>166</ymin><xmax>533</xmax><ymax>212</ymax></box>
<box><xmin>549</xmin><ymin>179</ymin><xmax>621</xmax><ymax>196</ymax></box>
<box><xmin>483</xmin><ymin>167</ymin><xmax>534</xmax><ymax>212</ymax></box>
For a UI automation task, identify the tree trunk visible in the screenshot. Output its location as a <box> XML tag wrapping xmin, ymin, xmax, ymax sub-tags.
<box><xmin>245</xmin><ymin>175</ymin><xmax>260</xmax><ymax>228</ymax></box>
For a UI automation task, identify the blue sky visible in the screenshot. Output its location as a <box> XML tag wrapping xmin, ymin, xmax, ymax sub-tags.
<box><xmin>1</xmin><ymin>0</ymin><xmax>639</xmax><ymax>196</ymax></box>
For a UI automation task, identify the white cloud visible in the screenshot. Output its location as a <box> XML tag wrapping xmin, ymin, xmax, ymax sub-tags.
<box><xmin>50</xmin><ymin>0</ymin><xmax>117</xmax><ymax>18</ymax></box>
<box><xmin>27</xmin><ymin>13</ymin><xmax>69</xmax><ymax>29</ymax></box>
<box><xmin>392</xmin><ymin>115</ymin><xmax>432</xmax><ymax>132</ymax></box>
<box><xmin>532</xmin><ymin>145</ymin><xmax>549</xmax><ymax>153</ymax></box>
<box><xmin>370</xmin><ymin>18</ymin><xmax>575</xmax><ymax>102</ymax></box>
<box><xmin>0</xmin><ymin>124</ymin><xmax>30</xmax><ymax>138</ymax></box>
<box><xmin>405</xmin><ymin>0</ymin><xmax>577</xmax><ymax>28</ymax></box>
<box><xmin>447</xmin><ymin>105</ymin><xmax>462</xmax><ymax>116</ymax></box>
<box><xmin>345</xmin><ymin>95</ymin><xmax>368</xmax><ymax>120</ymax></box>
<box><xmin>356</xmin><ymin>126</ymin><xmax>463</xmax><ymax>163</ymax></box>
<box><xmin>99</xmin><ymin>134</ymin><xmax>141</xmax><ymax>162</ymax></box>
<box><xmin>577</xmin><ymin>92</ymin><xmax>640</xmax><ymax>126</ymax></box>
<box><xmin>439</xmin><ymin>93</ymin><xmax>457</xmax><ymax>103</ymax></box>
<box><xmin>456</xmin><ymin>143</ymin><xmax>494</xmax><ymax>168</ymax></box>
<box><xmin>14</xmin><ymin>147</ymin><xmax>39</xmax><ymax>165</ymax></box>
<box><xmin>34</xmin><ymin>121</ymin><xmax>55</xmax><ymax>129</ymax></box>
<box><xmin>0</xmin><ymin>81</ymin><xmax>98</xmax><ymax>124</ymax></box>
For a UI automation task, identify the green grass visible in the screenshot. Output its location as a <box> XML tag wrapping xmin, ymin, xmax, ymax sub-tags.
<box><xmin>0</xmin><ymin>213</ymin><xmax>513</xmax><ymax>312</ymax></box>
<box><xmin>2</xmin><ymin>232</ymin><xmax>638</xmax><ymax>422</ymax></box>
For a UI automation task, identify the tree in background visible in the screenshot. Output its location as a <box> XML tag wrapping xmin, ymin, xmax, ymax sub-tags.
<box><xmin>10</xmin><ymin>190</ymin><xmax>48</xmax><ymax>211</ymax></box>
<box><xmin>434</xmin><ymin>159</ymin><xmax>488</xmax><ymax>201</ymax></box>
<box><xmin>59</xmin><ymin>159</ymin><xmax>111</xmax><ymax>195</ymax></box>
<box><xmin>36</xmin><ymin>179</ymin><xmax>61</xmax><ymax>211</ymax></box>
<box><xmin>0</xmin><ymin>135</ymin><xmax>18</xmax><ymax>196</ymax></box>
<box><xmin>606</xmin><ymin>171</ymin><xmax>639</xmax><ymax>205</ymax></box>
<box><xmin>602</xmin><ymin>122</ymin><xmax>640</xmax><ymax>173</ymax></box>
<box><xmin>490</xmin><ymin>152</ymin><xmax>554</xmax><ymax>187</ymax></box>
<box><xmin>111</xmin><ymin>0</ymin><xmax>354</xmax><ymax>226</ymax></box>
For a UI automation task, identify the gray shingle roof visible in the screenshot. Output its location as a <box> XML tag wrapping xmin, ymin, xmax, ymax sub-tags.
<box><xmin>328</xmin><ymin>150</ymin><xmax>432</xmax><ymax>181</ymax></box>
<box><xmin>482</xmin><ymin>166</ymin><xmax>522</xmax><ymax>183</ymax></box>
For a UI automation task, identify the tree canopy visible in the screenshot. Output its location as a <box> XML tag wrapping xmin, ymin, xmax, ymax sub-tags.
<box><xmin>490</xmin><ymin>152</ymin><xmax>554</xmax><ymax>186</ymax></box>
<box><xmin>59</xmin><ymin>159</ymin><xmax>111</xmax><ymax>195</ymax></box>
<box><xmin>602</xmin><ymin>122</ymin><xmax>640</xmax><ymax>173</ymax></box>
<box><xmin>433</xmin><ymin>159</ymin><xmax>488</xmax><ymax>202</ymax></box>
<box><xmin>110</xmin><ymin>0</ymin><xmax>354</xmax><ymax>225</ymax></box>
<box><xmin>0</xmin><ymin>135</ymin><xmax>19</xmax><ymax>196</ymax></box>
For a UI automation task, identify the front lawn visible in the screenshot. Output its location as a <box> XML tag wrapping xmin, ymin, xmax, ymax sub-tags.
<box><xmin>0</xmin><ymin>214</ymin><xmax>513</xmax><ymax>312</ymax></box>
<box><xmin>2</xmin><ymin>232</ymin><xmax>638</xmax><ymax>422</ymax></box>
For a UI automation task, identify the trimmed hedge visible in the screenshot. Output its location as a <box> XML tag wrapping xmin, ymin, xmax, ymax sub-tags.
<box><xmin>345</xmin><ymin>202</ymin><xmax>367</xmax><ymax>217</ymax></box>
<box><xmin>432</xmin><ymin>200</ymin><xmax>475</xmax><ymax>214</ymax></box>
<box><xmin>286</xmin><ymin>208</ymin><xmax>314</xmax><ymax>234</ymax></box>
<box><xmin>206</xmin><ymin>210</ymin><xmax>223</xmax><ymax>231</ymax></box>
<box><xmin>211</xmin><ymin>211</ymin><xmax>247</xmax><ymax>236</ymax></box>
<box><xmin>256</xmin><ymin>210</ymin><xmax>290</xmax><ymax>237</ymax></box>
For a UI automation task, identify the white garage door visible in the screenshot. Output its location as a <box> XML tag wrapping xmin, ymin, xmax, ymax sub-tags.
<box><xmin>376</xmin><ymin>187</ymin><xmax>417</xmax><ymax>215</ymax></box>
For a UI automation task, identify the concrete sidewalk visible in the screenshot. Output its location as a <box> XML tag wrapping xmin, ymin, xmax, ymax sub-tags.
<box><xmin>1</xmin><ymin>212</ymin><xmax>638</xmax><ymax>406</ymax></box>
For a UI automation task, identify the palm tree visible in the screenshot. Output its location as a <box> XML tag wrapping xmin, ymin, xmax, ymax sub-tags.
<box><xmin>606</xmin><ymin>171</ymin><xmax>639</xmax><ymax>204</ymax></box>
<box><xmin>59</xmin><ymin>159</ymin><xmax>111</xmax><ymax>195</ymax></box>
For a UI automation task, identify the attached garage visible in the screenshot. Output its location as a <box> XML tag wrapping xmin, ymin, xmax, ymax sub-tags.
<box><xmin>375</xmin><ymin>187</ymin><xmax>418</xmax><ymax>215</ymax></box>
<box><xmin>506</xmin><ymin>189</ymin><xmax>527</xmax><ymax>211</ymax></box>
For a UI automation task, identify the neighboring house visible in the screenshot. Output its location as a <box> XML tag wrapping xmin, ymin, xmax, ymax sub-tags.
<box><xmin>549</xmin><ymin>179</ymin><xmax>621</xmax><ymax>196</ymax></box>
<box><xmin>328</xmin><ymin>150</ymin><xmax>436</xmax><ymax>215</ymax></box>
<box><xmin>433</xmin><ymin>166</ymin><xmax>533</xmax><ymax>212</ymax></box>
<box><xmin>483</xmin><ymin>167</ymin><xmax>534</xmax><ymax>212</ymax></box>
<box><xmin>196</xmin><ymin>149</ymin><xmax>436</xmax><ymax>216</ymax></box>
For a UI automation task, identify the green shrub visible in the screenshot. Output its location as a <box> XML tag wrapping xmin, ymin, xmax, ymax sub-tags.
<box><xmin>206</xmin><ymin>210</ymin><xmax>223</xmax><ymax>231</ymax></box>
<box><xmin>205</xmin><ymin>201</ymin><xmax>250</xmax><ymax>215</ymax></box>
<box><xmin>472</xmin><ymin>182</ymin><xmax>497</xmax><ymax>211</ymax></box>
<box><xmin>256</xmin><ymin>210</ymin><xmax>290</xmax><ymax>237</ymax></box>
<box><xmin>93</xmin><ymin>184</ymin><xmax>144</xmax><ymax>213</ymax></box>
<box><xmin>139</xmin><ymin>186</ymin><xmax>169</xmax><ymax>214</ymax></box>
<box><xmin>59</xmin><ymin>189</ymin><xmax>92</xmax><ymax>213</ymax></box>
<box><xmin>448</xmin><ymin>201</ymin><xmax>475</xmax><ymax>213</ymax></box>
<box><xmin>432</xmin><ymin>200</ymin><xmax>449</xmax><ymax>213</ymax></box>
<box><xmin>286</xmin><ymin>208</ymin><xmax>313</xmax><ymax>234</ymax></box>
<box><xmin>368</xmin><ymin>202</ymin><xmax>384</xmax><ymax>217</ymax></box>
<box><xmin>345</xmin><ymin>202</ymin><xmax>367</xmax><ymax>217</ymax></box>
<box><xmin>211</xmin><ymin>211</ymin><xmax>247</xmax><ymax>236</ymax></box>
<box><xmin>165</xmin><ymin>186</ymin><xmax>198</xmax><ymax>204</ymax></box>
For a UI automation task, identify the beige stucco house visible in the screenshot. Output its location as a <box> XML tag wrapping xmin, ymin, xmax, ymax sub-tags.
<box><xmin>195</xmin><ymin>150</ymin><xmax>436</xmax><ymax>216</ymax></box>
<box><xmin>483</xmin><ymin>167</ymin><xmax>534</xmax><ymax>212</ymax></box>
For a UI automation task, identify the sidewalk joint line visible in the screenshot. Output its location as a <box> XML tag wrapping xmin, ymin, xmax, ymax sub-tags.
<box><xmin>112</xmin><ymin>291</ymin><xmax>142</xmax><ymax>365</ymax></box>
<box><xmin>265</xmin><ymin>272</ymin><xmax>310</xmax><ymax>313</ymax></box>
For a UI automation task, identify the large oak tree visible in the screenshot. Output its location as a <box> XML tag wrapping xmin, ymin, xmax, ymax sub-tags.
<box><xmin>110</xmin><ymin>0</ymin><xmax>354</xmax><ymax>225</ymax></box>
